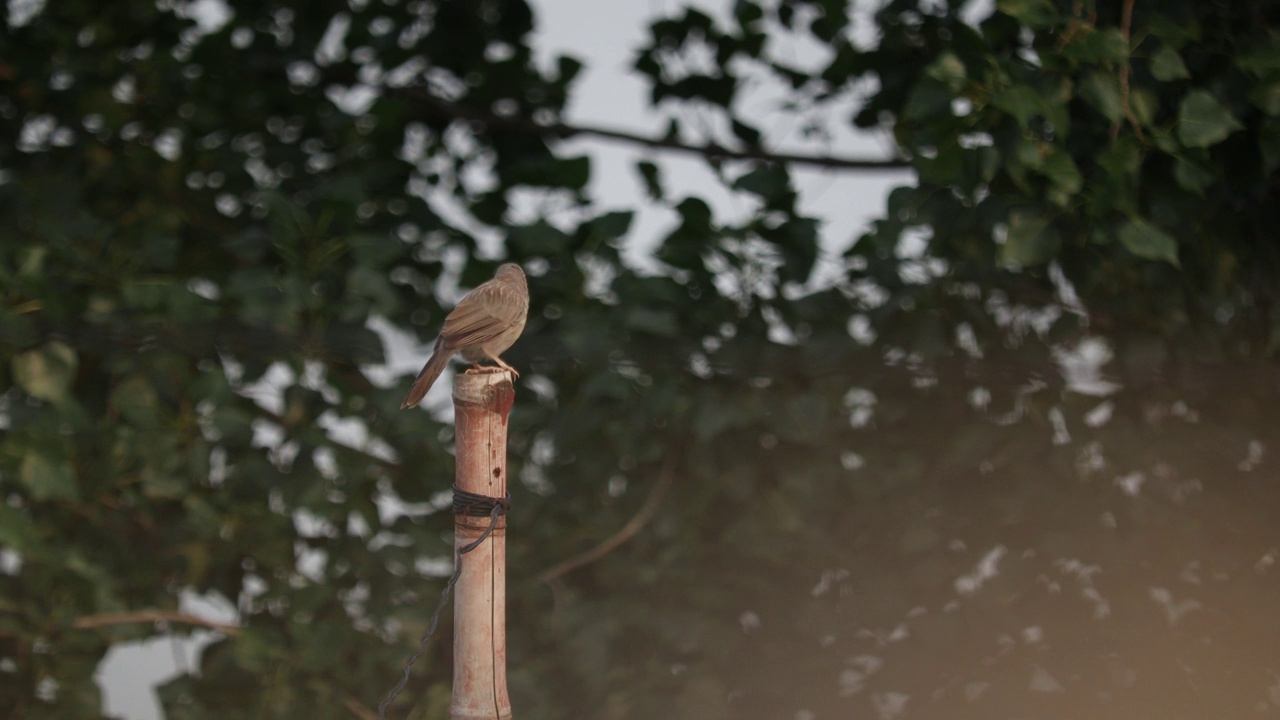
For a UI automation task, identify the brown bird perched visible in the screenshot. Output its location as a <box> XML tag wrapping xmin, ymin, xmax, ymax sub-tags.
<box><xmin>400</xmin><ymin>263</ymin><xmax>529</xmax><ymax>409</ymax></box>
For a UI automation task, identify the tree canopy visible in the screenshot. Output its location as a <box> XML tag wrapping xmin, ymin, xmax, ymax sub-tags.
<box><xmin>2</xmin><ymin>0</ymin><xmax>1279</xmax><ymax>718</ymax></box>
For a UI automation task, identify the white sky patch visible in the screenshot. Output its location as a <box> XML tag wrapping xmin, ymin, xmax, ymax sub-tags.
<box><xmin>6</xmin><ymin>0</ymin><xmax>45</xmax><ymax>27</ymax></box>
<box><xmin>872</xmin><ymin>691</ymin><xmax>910</xmax><ymax>720</ymax></box>
<box><xmin>838</xmin><ymin>655</ymin><xmax>882</xmax><ymax>696</ymax></box>
<box><xmin>955</xmin><ymin>322</ymin><xmax>983</xmax><ymax>358</ymax></box>
<box><xmin>154</xmin><ymin>128</ymin><xmax>183</xmax><ymax>160</ymax></box>
<box><xmin>314</xmin><ymin>12</ymin><xmax>350</xmax><ymax>66</ymax></box>
<box><xmin>1149</xmin><ymin>586</ymin><xmax>1201</xmax><ymax>625</ymax></box>
<box><xmin>1048</xmin><ymin>406</ymin><xmax>1070</xmax><ymax>445</ymax></box>
<box><xmin>1053</xmin><ymin>337</ymin><xmax>1122</xmax><ymax>396</ymax></box>
<box><xmin>955</xmin><ymin>545</ymin><xmax>1007</xmax><ymax>595</ymax></box>
<box><xmin>1239</xmin><ymin>440</ymin><xmax>1264</xmax><ymax>471</ymax></box>
<box><xmin>1029</xmin><ymin>665</ymin><xmax>1064</xmax><ymax>693</ymax></box>
<box><xmin>0</xmin><ymin>548</ymin><xmax>21</xmax><ymax>575</ymax></box>
<box><xmin>811</xmin><ymin>568</ymin><xmax>851</xmax><ymax>597</ymax></box>
<box><xmin>1048</xmin><ymin>261</ymin><xmax>1088</xmax><ymax>319</ymax></box>
<box><xmin>174</xmin><ymin>0</ymin><xmax>233</xmax><ymax>36</ymax></box>
<box><xmin>844</xmin><ymin>386</ymin><xmax>876</xmax><ymax>428</ymax></box>
<box><xmin>968</xmin><ymin>385</ymin><xmax>991</xmax><ymax>411</ymax></box>
<box><xmin>1053</xmin><ymin>558</ymin><xmax>1110</xmax><ymax>619</ymax></box>
<box><xmin>1114</xmin><ymin>471</ymin><xmax>1145</xmax><ymax>497</ymax></box>
<box><xmin>841</xmin><ymin>450</ymin><xmax>865</xmax><ymax>470</ymax></box>
<box><xmin>326</xmin><ymin>84</ymin><xmax>379</xmax><ymax>115</ymax></box>
<box><xmin>1084</xmin><ymin>400</ymin><xmax>1113</xmax><ymax>427</ymax></box>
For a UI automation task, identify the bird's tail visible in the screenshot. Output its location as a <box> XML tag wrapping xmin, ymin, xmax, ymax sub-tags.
<box><xmin>400</xmin><ymin>340</ymin><xmax>454</xmax><ymax>409</ymax></box>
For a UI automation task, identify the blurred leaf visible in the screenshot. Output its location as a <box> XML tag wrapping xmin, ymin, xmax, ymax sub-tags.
<box><xmin>109</xmin><ymin>375</ymin><xmax>162</xmax><ymax>428</ymax></box>
<box><xmin>12</xmin><ymin>341</ymin><xmax>77</xmax><ymax>403</ymax></box>
<box><xmin>1002</xmin><ymin>209</ymin><xmax>1059</xmax><ymax>266</ymax></box>
<box><xmin>20</xmin><ymin>451</ymin><xmax>79</xmax><ymax>502</ymax></box>
<box><xmin>636</xmin><ymin>160</ymin><xmax>663</xmax><ymax>200</ymax></box>
<box><xmin>558</xmin><ymin>55</ymin><xmax>584</xmax><ymax>84</ymax></box>
<box><xmin>903</xmin><ymin>78</ymin><xmax>953</xmax><ymax>122</ymax></box>
<box><xmin>1040</xmin><ymin>148</ymin><xmax>1082</xmax><ymax>200</ymax></box>
<box><xmin>925</xmin><ymin>52</ymin><xmax>967</xmax><ymax>89</ymax></box>
<box><xmin>1081</xmin><ymin>72</ymin><xmax>1123</xmax><ymax>123</ymax></box>
<box><xmin>730</xmin><ymin>118</ymin><xmax>762</xmax><ymax>146</ymax></box>
<box><xmin>1174</xmin><ymin>157</ymin><xmax>1216</xmax><ymax>194</ymax></box>
<box><xmin>510</xmin><ymin>221</ymin><xmax>572</xmax><ymax>255</ymax></box>
<box><xmin>587</xmin><ymin>211</ymin><xmax>634</xmax><ymax>244</ymax></box>
<box><xmin>1249</xmin><ymin>81</ymin><xmax>1280</xmax><ymax>117</ymax></box>
<box><xmin>657</xmin><ymin>198</ymin><xmax>714</xmax><ymax>270</ymax></box>
<box><xmin>626</xmin><ymin>308</ymin><xmax>679</xmax><ymax>337</ymax></box>
<box><xmin>996</xmin><ymin>0</ymin><xmax>1057</xmax><ymax>27</ymax></box>
<box><xmin>734</xmin><ymin>166</ymin><xmax>788</xmax><ymax>197</ymax></box>
<box><xmin>1061</xmin><ymin>28</ymin><xmax>1128</xmax><ymax>64</ymax></box>
<box><xmin>1177</xmin><ymin>91</ymin><xmax>1243</xmax><ymax>148</ymax></box>
<box><xmin>0</xmin><ymin>503</ymin><xmax>39</xmax><ymax>551</ymax></box>
<box><xmin>1118</xmin><ymin>218</ymin><xmax>1179</xmax><ymax>265</ymax></box>
<box><xmin>1150</xmin><ymin>44</ymin><xmax>1190</xmax><ymax>81</ymax></box>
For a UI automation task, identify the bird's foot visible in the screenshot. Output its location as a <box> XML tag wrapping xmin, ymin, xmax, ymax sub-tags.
<box><xmin>465</xmin><ymin>365</ymin><xmax>517</xmax><ymax>377</ymax></box>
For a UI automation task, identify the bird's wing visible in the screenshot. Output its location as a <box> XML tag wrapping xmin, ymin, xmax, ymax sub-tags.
<box><xmin>439</xmin><ymin>279</ymin><xmax>526</xmax><ymax>348</ymax></box>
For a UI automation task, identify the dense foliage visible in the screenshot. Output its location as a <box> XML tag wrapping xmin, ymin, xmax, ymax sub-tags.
<box><xmin>2</xmin><ymin>0</ymin><xmax>1278</xmax><ymax>718</ymax></box>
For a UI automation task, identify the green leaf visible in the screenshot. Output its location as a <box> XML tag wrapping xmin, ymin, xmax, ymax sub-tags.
<box><xmin>626</xmin><ymin>307</ymin><xmax>679</xmax><ymax>337</ymax></box>
<box><xmin>1249</xmin><ymin>81</ymin><xmax>1280</xmax><ymax>117</ymax></box>
<box><xmin>1062</xmin><ymin>28</ymin><xmax>1129</xmax><ymax>64</ymax></box>
<box><xmin>1040</xmin><ymin>149</ymin><xmax>1082</xmax><ymax>199</ymax></box>
<box><xmin>509</xmin><ymin>156</ymin><xmax>591</xmax><ymax>189</ymax></box>
<box><xmin>996</xmin><ymin>0</ymin><xmax>1057</xmax><ymax>27</ymax></box>
<box><xmin>587</xmin><ymin>211</ymin><xmax>634</xmax><ymax>242</ymax></box>
<box><xmin>509</xmin><ymin>221</ymin><xmax>572</xmax><ymax>255</ymax></box>
<box><xmin>657</xmin><ymin>198</ymin><xmax>714</xmax><ymax>269</ymax></box>
<box><xmin>635</xmin><ymin>160</ymin><xmax>663</xmax><ymax>200</ymax></box>
<box><xmin>20</xmin><ymin>451</ymin><xmax>80</xmax><ymax>502</ymax></box>
<box><xmin>0</xmin><ymin>503</ymin><xmax>38</xmax><ymax>552</ymax></box>
<box><xmin>1081</xmin><ymin>72</ymin><xmax>1123</xmax><ymax>123</ymax></box>
<box><xmin>109</xmin><ymin>375</ymin><xmax>162</xmax><ymax>428</ymax></box>
<box><xmin>1001</xmin><ymin>209</ymin><xmax>1059</xmax><ymax>266</ymax></box>
<box><xmin>735</xmin><ymin>0</ymin><xmax>763</xmax><ymax>27</ymax></box>
<box><xmin>1118</xmin><ymin>219</ymin><xmax>1179</xmax><ymax>265</ymax></box>
<box><xmin>557</xmin><ymin>55</ymin><xmax>584</xmax><ymax>85</ymax></box>
<box><xmin>780</xmin><ymin>218</ymin><xmax>819</xmax><ymax>281</ymax></box>
<box><xmin>1149</xmin><ymin>44</ymin><xmax>1190</xmax><ymax>81</ymax></box>
<box><xmin>925</xmin><ymin>52</ymin><xmax>967</xmax><ymax>90</ymax></box>
<box><xmin>1176</xmin><ymin>91</ymin><xmax>1243</xmax><ymax>148</ymax></box>
<box><xmin>1146</xmin><ymin>13</ymin><xmax>1198</xmax><ymax>47</ymax></box>
<box><xmin>734</xmin><ymin>166</ymin><xmax>788</xmax><ymax>197</ymax></box>
<box><xmin>1128</xmin><ymin>89</ymin><xmax>1158</xmax><ymax>127</ymax></box>
<box><xmin>992</xmin><ymin>85</ymin><xmax>1042</xmax><ymax>128</ymax></box>
<box><xmin>12</xmin><ymin>341</ymin><xmax>77</xmax><ymax>403</ymax></box>
<box><xmin>730</xmin><ymin>118</ymin><xmax>762</xmax><ymax>146</ymax></box>
<box><xmin>346</xmin><ymin>264</ymin><xmax>399</xmax><ymax>315</ymax></box>
<box><xmin>348</xmin><ymin>234</ymin><xmax>404</xmax><ymax>266</ymax></box>
<box><xmin>1261</xmin><ymin>119</ymin><xmax>1280</xmax><ymax>173</ymax></box>
<box><xmin>1238</xmin><ymin>41</ymin><xmax>1280</xmax><ymax>75</ymax></box>
<box><xmin>903</xmin><ymin>78</ymin><xmax>953</xmax><ymax>122</ymax></box>
<box><xmin>552</xmin><ymin>156</ymin><xmax>591</xmax><ymax>189</ymax></box>
<box><xmin>1174</xmin><ymin>157</ymin><xmax>1216</xmax><ymax>194</ymax></box>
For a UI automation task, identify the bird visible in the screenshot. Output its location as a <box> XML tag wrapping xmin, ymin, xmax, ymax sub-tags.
<box><xmin>400</xmin><ymin>263</ymin><xmax>529</xmax><ymax>409</ymax></box>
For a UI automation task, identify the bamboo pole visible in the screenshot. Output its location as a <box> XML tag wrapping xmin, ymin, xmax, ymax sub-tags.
<box><xmin>450</xmin><ymin>371</ymin><xmax>514</xmax><ymax>720</ymax></box>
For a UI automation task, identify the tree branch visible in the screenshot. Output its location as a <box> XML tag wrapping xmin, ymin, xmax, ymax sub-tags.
<box><xmin>535</xmin><ymin>452</ymin><xmax>677</xmax><ymax>584</ymax></box>
<box><xmin>74</xmin><ymin>610</ymin><xmax>241</xmax><ymax>635</ymax></box>
<box><xmin>402</xmin><ymin>90</ymin><xmax>911</xmax><ymax>172</ymax></box>
<box><xmin>344</xmin><ymin>697</ymin><xmax>378</xmax><ymax>720</ymax></box>
<box><xmin>1116</xmin><ymin>0</ymin><xmax>1145</xmax><ymax>141</ymax></box>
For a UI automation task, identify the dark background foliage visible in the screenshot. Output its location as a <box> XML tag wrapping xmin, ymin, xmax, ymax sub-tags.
<box><xmin>2</xmin><ymin>0</ymin><xmax>1279</xmax><ymax>718</ymax></box>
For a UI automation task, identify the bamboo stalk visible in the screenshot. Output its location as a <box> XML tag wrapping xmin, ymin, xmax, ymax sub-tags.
<box><xmin>450</xmin><ymin>371</ymin><xmax>514</xmax><ymax>720</ymax></box>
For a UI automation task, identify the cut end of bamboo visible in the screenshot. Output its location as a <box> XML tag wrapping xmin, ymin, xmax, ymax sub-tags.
<box><xmin>453</xmin><ymin>370</ymin><xmax>516</xmax><ymax>417</ymax></box>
